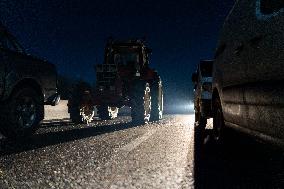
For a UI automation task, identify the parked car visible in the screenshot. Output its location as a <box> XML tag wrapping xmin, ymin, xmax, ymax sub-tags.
<box><xmin>192</xmin><ymin>60</ymin><xmax>213</xmax><ymax>147</ymax></box>
<box><xmin>0</xmin><ymin>23</ymin><xmax>60</xmax><ymax>139</ymax></box>
<box><xmin>212</xmin><ymin>0</ymin><xmax>284</xmax><ymax>148</ymax></box>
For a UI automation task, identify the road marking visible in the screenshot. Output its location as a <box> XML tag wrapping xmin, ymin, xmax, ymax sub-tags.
<box><xmin>120</xmin><ymin>129</ymin><xmax>157</xmax><ymax>152</ymax></box>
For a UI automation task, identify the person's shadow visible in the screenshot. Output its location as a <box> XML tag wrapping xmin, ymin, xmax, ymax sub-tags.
<box><xmin>193</xmin><ymin>127</ymin><xmax>284</xmax><ymax>189</ymax></box>
<box><xmin>0</xmin><ymin>119</ymin><xmax>141</xmax><ymax>156</ymax></box>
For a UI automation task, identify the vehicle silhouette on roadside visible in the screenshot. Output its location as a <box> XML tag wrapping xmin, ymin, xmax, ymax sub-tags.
<box><xmin>192</xmin><ymin>60</ymin><xmax>213</xmax><ymax>148</ymax></box>
<box><xmin>0</xmin><ymin>23</ymin><xmax>60</xmax><ymax>139</ymax></box>
<box><xmin>68</xmin><ymin>39</ymin><xmax>163</xmax><ymax>124</ymax></box>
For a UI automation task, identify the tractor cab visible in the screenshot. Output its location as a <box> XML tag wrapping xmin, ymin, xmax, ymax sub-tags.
<box><xmin>95</xmin><ymin>40</ymin><xmax>152</xmax><ymax>97</ymax></box>
<box><xmin>110</xmin><ymin>46</ymin><xmax>142</xmax><ymax>74</ymax></box>
<box><xmin>103</xmin><ymin>40</ymin><xmax>151</xmax><ymax>73</ymax></box>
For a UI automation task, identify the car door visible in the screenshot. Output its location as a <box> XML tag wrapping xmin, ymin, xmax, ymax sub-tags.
<box><xmin>243</xmin><ymin>0</ymin><xmax>284</xmax><ymax>139</ymax></box>
<box><xmin>215</xmin><ymin>0</ymin><xmax>251</xmax><ymax>128</ymax></box>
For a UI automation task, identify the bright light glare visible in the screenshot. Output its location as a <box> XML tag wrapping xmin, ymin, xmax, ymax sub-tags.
<box><xmin>164</xmin><ymin>102</ymin><xmax>195</xmax><ymax>114</ymax></box>
<box><xmin>180</xmin><ymin>114</ymin><xmax>195</xmax><ymax>125</ymax></box>
<box><xmin>177</xmin><ymin>102</ymin><xmax>194</xmax><ymax>112</ymax></box>
<box><xmin>187</xmin><ymin>103</ymin><xmax>194</xmax><ymax>112</ymax></box>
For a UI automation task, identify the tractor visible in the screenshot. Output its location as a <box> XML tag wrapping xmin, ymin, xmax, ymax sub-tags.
<box><xmin>69</xmin><ymin>39</ymin><xmax>163</xmax><ymax>124</ymax></box>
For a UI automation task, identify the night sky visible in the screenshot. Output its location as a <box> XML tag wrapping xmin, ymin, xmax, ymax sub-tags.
<box><xmin>0</xmin><ymin>0</ymin><xmax>234</xmax><ymax>112</ymax></box>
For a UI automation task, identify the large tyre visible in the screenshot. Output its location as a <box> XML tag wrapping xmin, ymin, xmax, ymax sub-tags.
<box><xmin>69</xmin><ymin>101</ymin><xmax>95</xmax><ymax>124</ymax></box>
<box><xmin>194</xmin><ymin>105</ymin><xmax>207</xmax><ymax>154</ymax></box>
<box><xmin>0</xmin><ymin>87</ymin><xmax>44</xmax><ymax>139</ymax></box>
<box><xmin>80</xmin><ymin>105</ymin><xmax>95</xmax><ymax>124</ymax></box>
<box><xmin>69</xmin><ymin>107</ymin><xmax>83</xmax><ymax>124</ymax></box>
<box><xmin>68</xmin><ymin>81</ymin><xmax>95</xmax><ymax>124</ymax></box>
<box><xmin>194</xmin><ymin>99</ymin><xmax>207</xmax><ymax>124</ymax></box>
<box><xmin>150</xmin><ymin>79</ymin><xmax>163</xmax><ymax>121</ymax></box>
<box><xmin>98</xmin><ymin>106</ymin><xmax>118</xmax><ymax>120</ymax></box>
<box><xmin>131</xmin><ymin>80</ymin><xmax>151</xmax><ymax>124</ymax></box>
<box><xmin>109</xmin><ymin>107</ymin><xmax>119</xmax><ymax>119</ymax></box>
<box><xmin>194</xmin><ymin>122</ymin><xmax>205</xmax><ymax>164</ymax></box>
<box><xmin>213</xmin><ymin>95</ymin><xmax>226</xmax><ymax>145</ymax></box>
<box><xmin>194</xmin><ymin>108</ymin><xmax>207</xmax><ymax>125</ymax></box>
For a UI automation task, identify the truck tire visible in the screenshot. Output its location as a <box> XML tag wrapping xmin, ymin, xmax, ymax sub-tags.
<box><xmin>109</xmin><ymin>107</ymin><xmax>119</xmax><ymax>119</ymax></box>
<box><xmin>195</xmin><ymin>110</ymin><xmax>207</xmax><ymax>125</ymax></box>
<box><xmin>68</xmin><ymin>81</ymin><xmax>95</xmax><ymax>124</ymax></box>
<box><xmin>194</xmin><ymin>115</ymin><xmax>207</xmax><ymax>154</ymax></box>
<box><xmin>131</xmin><ymin>80</ymin><xmax>151</xmax><ymax>124</ymax></box>
<box><xmin>213</xmin><ymin>95</ymin><xmax>226</xmax><ymax>145</ymax></box>
<box><xmin>194</xmin><ymin>122</ymin><xmax>205</xmax><ymax>163</ymax></box>
<box><xmin>150</xmin><ymin>79</ymin><xmax>163</xmax><ymax>121</ymax></box>
<box><xmin>98</xmin><ymin>106</ymin><xmax>118</xmax><ymax>120</ymax></box>
<box><xmin>69</xmin><ymin>106</ymin><xmax>83</xmax><ymax>124</ymax></box>
<box><xmin>194</xmin><ymin>98</ymin><xmax>207</xmax><ymax>155</ymax></box>
<box><xmin>81</xmin><ymin>105</ymin><xmax>95</xmax><ymax>124</ymax></box>
<box><xmin>0</xmin><ymin>87</ymin><xmax>44</xmax><ymax>139</ymax></box>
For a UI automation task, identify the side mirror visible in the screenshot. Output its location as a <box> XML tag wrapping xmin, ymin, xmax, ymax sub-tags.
<box><xmin>191</xmin><ymin>72</ymin><xmax>198</xmax><ymax>83</ymax></box>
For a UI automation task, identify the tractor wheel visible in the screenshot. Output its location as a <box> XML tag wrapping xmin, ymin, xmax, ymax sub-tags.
<box><xmin>69</xmin><ymin>106</ymin><xmax>83</xmax><ymax>124</ymax></box>
<box><xmin>213</xmin><ymin>95</ymin><xmax>227</xmax><ymax>146</ymax></box>
<box><xmin>194</xmin><ymin>99</ymin><xmax>207</xmax><ymax>155</ymax></box>
<box><xmin>79</xmin><ymin>105</ymin><xmax>95</xmax><ymax>124</ymax></box>
<box><xmin>68</xmin><ymin>81</ymin><xmax>95</xmax><ymax>124</ymax></box>
<box><xmin>109</xmin><ymin>107</ymin><xmax>119</xmax><ymax>119</ymax></box>
<box><xmin>150</xmin><ymin>79</ymin><xmax>163</xmax><ymax>121</ymax></box>
<box><xmin>98</xmin><ymin>105</ymin><xmax>111</xmax><ymax>120</ymax></box>
<box><xmin>98</xmin><ymin>106</ymin><xmax>118</xmax><ymax>120</ymax></box>
<box><xmin>98</xmin><ymin>105</ymin><xmax>118</xmax><ymax>120</ymax></box>
<box><xmin>69</xmin><ymin>103</ymin><xmax>95</xmax><ymax>124</ymax></box>
<box><xmin>0</xmin><ymin>87</ymin><xmax>44</xmax><ymax>139</ymax></box>
<box><xmin>131</xmin><ymin>80</ymin><xmax>151</xmax><ymax>124</ymax></box>
<box><xmin>194</xmin><ymin>110</ymin><xmax>207</xmax><ymax>155</ymax></box>
<box><xmin>194</xmin><ymin>104</ymin><xmax>200</xmax><ymax>123</ymax></box>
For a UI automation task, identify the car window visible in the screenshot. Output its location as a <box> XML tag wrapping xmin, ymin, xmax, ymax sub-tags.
<box><xmin>259</xmin><ymin>0</ymin><xmax>284</xmax><ymax>15</ymax></box>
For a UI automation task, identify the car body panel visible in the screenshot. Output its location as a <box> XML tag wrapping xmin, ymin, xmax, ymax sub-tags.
<box><xmin>213</xmin><ymin>0</ymin><xmax>284</xmax><ymax>146</ymax></box>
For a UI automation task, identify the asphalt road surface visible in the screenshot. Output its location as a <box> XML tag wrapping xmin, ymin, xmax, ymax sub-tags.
<box><xmin>0</xmin><ymin>114</ymin><xmax>283</xmax><ymax>189</ymax></box>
